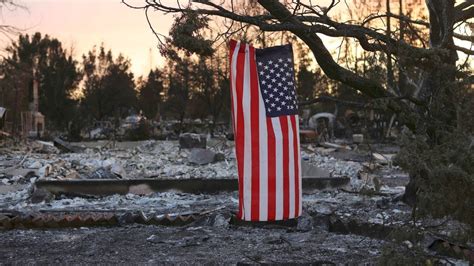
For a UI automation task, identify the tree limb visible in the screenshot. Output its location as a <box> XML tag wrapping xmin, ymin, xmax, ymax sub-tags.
<box><xmin>454</xmin><ymin>0</ymin><xmax>474</xmax><ymax>22</ymax></box>
<box><xmin>299</xmin><ymin>95</ymin><xmax>366</xmax><ymax>107</ymax></box>
<box><xmin>455</xmin><ymin>44</ymin><xmax>474</xmax><ymax>55</ymax></box>
<box><xmin>362</xmin><ymin>12</ymin><xmax>429</xmax><ymax>27</ymax></box>
<box><xmin>257</xmin><ymin>0</ymin><xmax>390</xmax><ymax>98</ymax></box>
<box><xmin>454</xmin><ymin>33</ymin><xmax>474</xmax><ymax>42</ymax></box>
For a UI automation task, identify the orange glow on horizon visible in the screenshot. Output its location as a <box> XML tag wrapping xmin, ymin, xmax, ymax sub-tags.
<box><xmin>2</xmin><ymin>0</ymin><xmax>175</xmax><ymax>77</ymax></box>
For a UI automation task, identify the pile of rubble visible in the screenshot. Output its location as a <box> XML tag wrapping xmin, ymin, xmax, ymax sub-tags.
<box><xmin>0</xmin><ymin>135</ymin><xmax>237</xmax><ymax>185</ymax></box>
<box><xmin>1</xmin><ymin>133</ymin><xmax>410</xmax><ymax>198</ymax></box>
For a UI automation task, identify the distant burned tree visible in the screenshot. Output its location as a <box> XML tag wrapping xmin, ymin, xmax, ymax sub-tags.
<box><xmin>126</xmin><ymin>0</ymin><xmax>474</xmax><ymax>226</ymax></box>
<box><xmin>81</xmin><ymin>45</ymin><xmax>137</xmax><ymax>121</ymax></box>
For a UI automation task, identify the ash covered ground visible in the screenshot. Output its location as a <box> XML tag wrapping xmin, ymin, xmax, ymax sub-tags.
<box><xmin>0</xmin><ymin>138</ymin><xmax>471</xmax><ymax>264</ymax></box>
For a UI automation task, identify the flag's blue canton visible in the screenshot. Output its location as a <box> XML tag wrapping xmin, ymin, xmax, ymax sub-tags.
<box><xmin>256</xmin><ymin>44</ymin><xmax>298</xmax><ymax>117</ymax></box>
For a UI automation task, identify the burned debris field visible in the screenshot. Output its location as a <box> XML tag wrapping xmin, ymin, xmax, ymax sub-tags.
<box><xmin>1</xmin><ymin>0</ymin><xmax>474</xmax><ymax>264</ymax></box>
<box><xmin>0</xmin><ymin>138</ymin><xmax>472</xmax><ymax>264</ymax></box>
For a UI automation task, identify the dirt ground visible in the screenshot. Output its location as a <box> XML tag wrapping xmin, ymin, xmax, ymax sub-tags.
<box><xmin>0</xmin><ymin>224</ymin><xmax>387</xmax><ymax>264</ymax></box>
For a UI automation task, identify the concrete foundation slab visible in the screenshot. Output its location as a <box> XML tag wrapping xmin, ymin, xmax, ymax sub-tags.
<box><xmin>35</xmin><ymin>176</ymin><xmax>349</xmax><ymax>197</ymax></box>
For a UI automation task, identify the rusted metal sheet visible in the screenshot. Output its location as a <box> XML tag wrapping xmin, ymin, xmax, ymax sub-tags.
<box><xmin>0</xmin><ymin>210</ymin><xmax>200</xmax><ymax>230</ymax></box>
<box><xmin>299</xmin><ymin>129</ymin><xmax>318</xmax><ymax>143</ymax></box>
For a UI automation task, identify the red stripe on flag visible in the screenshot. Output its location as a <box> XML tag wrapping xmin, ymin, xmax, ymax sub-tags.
<box><xmin>290</xmin><ymin>115</ymin><xmax>300</xmax><ymax>218</ymax></box>
<box><xmin>279</xmin><ymin>116</ymin><xmax>290</xmax><ymax>220</ymax></box>
<box><xmin>235</xmin><ymin>44</ymin><xmax>246</xmax><ymax>220</ymax></box>
<box><xmin>249</xmin><ymin>46</ymin><xmax>260</xmax><ymax>221</ymax></box>
<box><xmin>266</xmin><ymin>117</ymin><xmax>276</xmax><ymax>221</ymax></box>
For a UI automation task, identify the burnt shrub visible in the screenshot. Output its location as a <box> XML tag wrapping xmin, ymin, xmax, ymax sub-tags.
<box><xmin>395</xmin><ymin>77</ymin><xmax>474</xmax><ymax>230</ymax></box>
<box><xmin>396</xmin><ymin>132</ymin><xmax>474</xmax><ymax>228</ymax></box>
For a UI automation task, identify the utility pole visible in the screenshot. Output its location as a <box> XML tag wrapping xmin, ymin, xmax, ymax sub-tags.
<box><xmin>386</xmin><ymin>0</ymin><xmax>395</xmax><ymax>95</ymax></box>
<box><xmin>149</xmin><ymin>48</ymin><xmax>154</xmax><ymax>73</ymax></box>
<box><xmin>398</xmin><ymin>0</ymin><xmax>407</xmax><ymax>96</ymax></box>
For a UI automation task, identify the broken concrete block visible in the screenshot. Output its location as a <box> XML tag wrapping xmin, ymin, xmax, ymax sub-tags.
<box><xmin>34</xmin><ymin>140</ymin><xmax>59</xmax><ymax>154</ymax></box>
<box><xmin>352</xmin><ymin>134</ymin><xmax>364</xmax><ymax>144</ymax></box>
<box><xmin>53</xmin><ymin>137</ymin><xmax>82</xmax><ymax>153</ymax></box>
<box><xmin>362</xmin><ymin>162</ymin><xmax>380</xmax><ymax>171</ymax></box>
<box><xmin>29</xmin><ymin>187</ymin><xmax>54</xmax><ymax>203</ymax></box>
<box><xmin>179</xmin><ymin>133</ymin><xmax>206</xmax><ymax>149</ymax></box>
<box><xmin>301</xmin><ymin>161</ymin><xmax>331</xmax><ymax>178</ymax></box>
<box><xmin>212</xmin><ymin>213</ymin><xmax>229</xmax><ymax>228</ymax></box>
<box><xmin>372</xmin><ymin>153</ymin><xmax>395</xmax><ymax>165</ymax></box>
<box><xmin>315</xmin><ymin>147</ymin><xmax>336</xmax><ymax>156</ymax></box>
<box><xmin>85</xmin><ymin>168</ymin><xmax>121</xmax><ymax>179</ymax></box>
<box><xmin>188</xmin><ymin>148</ymin><xmax>217</xmax><ymax>165</ymax></box>
<box><xmin>63</xmin><ymin>171</ymin><xmax>80</xmax><ymax>180</ymax></box>
<box><xmin>11</xmin><ymin>175</ymin><xmax>22</xmax><ymax>183</ymax></box>
<box><xmin>297</xmin><ymin>212</ymin><xmax>314</xmax><ymax>232</ymax></box>
<box><xmin>26</xmin><ymin>161</ymin><xmax>42</xmax><ymax>169</ymax></box>
<box><xmin>320</xmin><ymin>142</ymin><xmax>351</xmax><ymax>151</ymax></box>
<box><xmin>38</xmin><ymin>164</ymin><xmax>52</xmax><ymax>178</ymax></box>
<box><xmin>306</xmin><ymin>145</ymin><xmax>315</xmax><ymax>152</ymax></box>
<box><xmin>111</xmin><ymin>163</ymin><xmax>126</xmax><ymax>179</ymax></box>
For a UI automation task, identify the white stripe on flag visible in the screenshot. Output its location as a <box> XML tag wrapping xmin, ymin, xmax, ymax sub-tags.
<box><xmin>230</xmin><ymin>42</ymin><xmax>240</xmax><ymax>133</ymax></box>
<box><xmin>272</xmin><ymin>117</ymin><xmax>284</xmax><ymax>220</ymax></box>
<box><xmin>242</xmin><ymin>44</ymin><xmax>252</xmax><ymax>220</ymax></box>
<box><xmin>287</xmin><ymin>117</ymin><xmax>295</xmax><ymax>219</ymax></box>
<box><xmin>257</xmin><ymin>62</ymin><xmax>268</xmax><ymax>221</ymax></box>
<box><xmin>296</xmin><ymin>117</ymin><xmax>302</xmax><ymax>215</ymax></box>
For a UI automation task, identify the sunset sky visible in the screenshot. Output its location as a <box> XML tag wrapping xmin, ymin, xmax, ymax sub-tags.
<box><xmin>2</xmin><ymin>0</ymin><xmax>342</xmax><ymax>78</ymax></box>
<box><xmin>3</xmin><ymin>1</ymin><xmax>470</xmax><ymax>77</ymax></box>
<box><xmin>3</xmin><ymin>0</ymin><xmax>175</xmax><ymax>77</ymax></box>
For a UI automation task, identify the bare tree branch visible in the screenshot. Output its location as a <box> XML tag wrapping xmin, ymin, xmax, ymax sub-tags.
<box><xmin>454</xmin><ymin>33</ymin><xmax>474</xmax><ymax>42</ymax></box>
<box><xmin>455</xmin><ymin>44</ymin><xmax>474</xmax><ymax>55</ymax></box>
<box><xmin>454</xmin><ymin>0</ymin><xmax>474</xmax><ymax>22</ymax></box>
<box><xmin>362</xmin><ymin>12</ymin><xmax>429</xmax><ymax>27</ymax></box>
<box><xmin>257</xmin><ymin>0</ymin><xmax>389</xmax><ymax>99</ymax></box>
<box><xmin>299</xmin><ymin>95</ymin><xmax>365</xmax><ymax>107</ymax></box>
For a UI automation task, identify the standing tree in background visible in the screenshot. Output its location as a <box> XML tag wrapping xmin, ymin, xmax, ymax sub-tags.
<box><xmin>1</xmin><ymin>33</ymin><xmax>80</xmax><ymax>131</ymax></box>
<box><xmin>81</xmin><ymin>45</ymin><xmax>137</xmax><ymax>122</ymax></box>
<box><xmin>190</xmin><ymin>54</ymin><xmax>231</xmax><ymax>136</ymax></box>
<box><xmin>138</xmin><ymin>69</ymin><xmax>164</xmax><ymax>120</ymax></box>
<box><xmin>125</xmin><ymin>0</ymin><xmax>474</xmax><ymax>227</ymax></box>
<box><xmin>159</xmin><ymin>12</ymin><xmax>214</xmax><ymax>132</ymax></box>
<box><xmin>161</xmin><ymin>12</ymin><xmax>232</xmax><ymax>134</ymax></box>
<box><xmin>162</xmin><ymin>55</ymin><xmax>193</xmax><ymax>132</ymax></box>
<box><xmin>294</xmin><ymin>41</ymin><xmax>331</xmax><ymax>103</ymax></box>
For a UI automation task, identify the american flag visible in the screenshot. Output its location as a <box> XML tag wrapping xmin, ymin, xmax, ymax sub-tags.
<box><xmin>229</xmin><ymin>40</ymin><xmax>302</xmax><ymax>221</ymax></box>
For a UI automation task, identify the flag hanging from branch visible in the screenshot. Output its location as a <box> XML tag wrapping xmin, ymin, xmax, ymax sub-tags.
<box><xmin>229</xmin><ymin>40</ymin><xmax>302</xmax><ymax>222</ymax></box>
